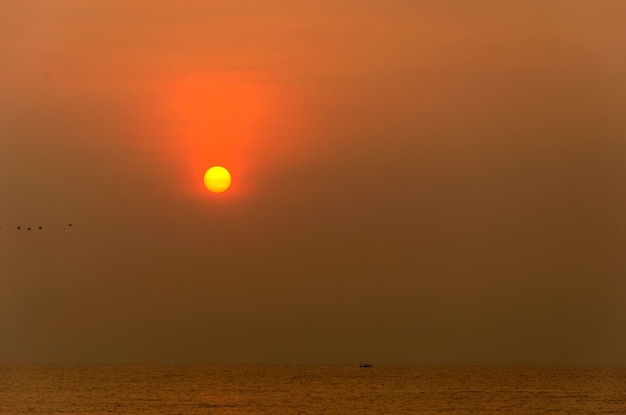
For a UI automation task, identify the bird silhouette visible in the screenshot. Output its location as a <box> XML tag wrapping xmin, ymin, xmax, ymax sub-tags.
<box><xmin>38</xmin><ymin>226</ymin><xmax>43</xmax><ymax>230</ymax></box>
<box><xmin>17</xmin><ymin>226</ymin><xmax>21</xmax><ymax>230</ymax></box>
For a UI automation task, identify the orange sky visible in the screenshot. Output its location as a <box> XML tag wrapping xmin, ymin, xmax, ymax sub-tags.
<box><xmin>1</xmin><ymin>0</ymin><xmax>626</xmax><ymax>364</ymax></box>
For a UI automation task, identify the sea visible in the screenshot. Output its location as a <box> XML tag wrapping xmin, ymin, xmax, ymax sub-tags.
<box><xmin>1</xmin><ymin>365</ymin><xmax>625</xmax><ymax>414</ymax></box>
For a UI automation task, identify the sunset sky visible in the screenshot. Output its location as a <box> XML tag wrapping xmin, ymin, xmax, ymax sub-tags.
<box><xmin>2</xmin><ymin>1</ymin><xmax>626</xmax><ymax>364</ymax></box>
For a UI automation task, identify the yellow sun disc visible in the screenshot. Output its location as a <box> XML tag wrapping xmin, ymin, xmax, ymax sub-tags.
<box><xmin>204</xmin><ymin>166</ymin><xmax>231</xmax><ymax>193</ymax></box>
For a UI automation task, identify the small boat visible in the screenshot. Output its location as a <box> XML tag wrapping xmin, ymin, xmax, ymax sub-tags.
<box><xmin>359</xmin><ymin>360</ymin><xmax>373</xmax><ymax>368</ymax></box>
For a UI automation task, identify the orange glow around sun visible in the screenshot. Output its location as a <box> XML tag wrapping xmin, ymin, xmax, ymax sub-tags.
<box><xmin>162</xmin><ymin>71</ymin><xmax>278</xmax><ymax>197</ymax></box>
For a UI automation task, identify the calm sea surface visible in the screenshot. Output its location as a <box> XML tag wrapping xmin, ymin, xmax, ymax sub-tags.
<box><xmin>1</xmin><ymin>365</ymin><xmax>625</xmax><ymax>414</ymax></box>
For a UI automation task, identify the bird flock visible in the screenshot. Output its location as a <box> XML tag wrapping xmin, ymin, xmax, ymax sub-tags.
<box><xmin>1</xmin><ymin>224</ymin><xmax>74</xmax><ymax>231</ymax></box>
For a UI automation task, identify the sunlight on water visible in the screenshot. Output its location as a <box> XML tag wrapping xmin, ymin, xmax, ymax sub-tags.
<box><xmin>1</xmin><ymin>365</ymin><xmax>625</xmax><ymax>414</ymax></box>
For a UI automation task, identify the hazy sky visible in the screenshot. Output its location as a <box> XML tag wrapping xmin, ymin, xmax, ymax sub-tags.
<box><xmin>2</xmin><ymin>1</ymin><xmax>626</xmax><ymax>364</ymax></box>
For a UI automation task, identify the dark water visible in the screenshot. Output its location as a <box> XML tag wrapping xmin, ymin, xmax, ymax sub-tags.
<box><xmin>1</xmin><ymin>365</ymin><xmax>625</xmax><ymax>414</ymax></box>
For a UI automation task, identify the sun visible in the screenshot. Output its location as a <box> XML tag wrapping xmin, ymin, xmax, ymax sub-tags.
<box><xmin>204</xmin><ymin>166</ymin><xmax>232</xmax><ymax>193</ymax></box>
